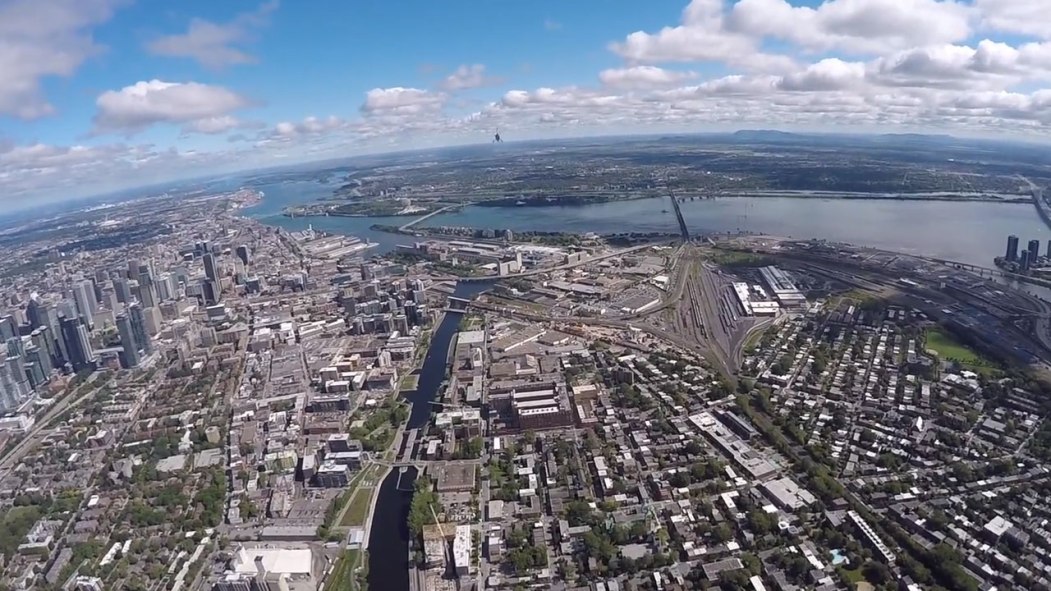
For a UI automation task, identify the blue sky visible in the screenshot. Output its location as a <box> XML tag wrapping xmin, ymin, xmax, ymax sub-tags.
<box><xmin>1</xmin><ymin>0</ymin><xmax>1050</xmax><ymax>210</ymax></box>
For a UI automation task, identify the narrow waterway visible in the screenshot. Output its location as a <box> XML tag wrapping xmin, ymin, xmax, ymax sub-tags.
<box><xmin>366</xmin><ymin>281</ymin><xmax>493</xmax><ymax>591</ymax></box>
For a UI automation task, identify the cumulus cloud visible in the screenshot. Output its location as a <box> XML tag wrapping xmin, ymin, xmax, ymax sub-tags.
<box><xmin>147</xmin><ymin>1</ymin><xmax>278</xmax><ymax>69</ymax></box>
<box><xmin>0</xmin><ymin>0</ymin><xmax>123</xmax><ymax>119</ymax></box>
<box><xmin>611</xmin><ymin>0</ymin><xmax>794</xmax><ymax>72</ymax></box>
<box><xmin>975</xmin><ymin>0</ymin><xmax>1049</xmax><ymax>39</ymax></box>
<box><xmin>438</xmin><ymin>64</ymin><xmax>503</xmax><ymax>91</ymax></box>
<box><xmin>93</xmin><ymin>80</ymin><xmax>253</xmax><ymax>134</ymax></box>
<box><xmin>361</xmin><ymin>87</ymin><xmax>446</xmax><ymax>114</ymax></box>
<box><xmin>600</xmin><ymin>66</ymin><xmax>698</xmax><ymax>89</ymax></box>
<box><xmin>727</xmin><ymin>0</ymin><xmax>972</xmax><ymax>55</ymax></box>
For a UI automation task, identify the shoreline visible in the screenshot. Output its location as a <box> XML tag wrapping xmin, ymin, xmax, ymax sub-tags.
<box><xmin>280</xmin><ymin>191</ymin><xmax>1032</xmax><ymax>219</ymax></box>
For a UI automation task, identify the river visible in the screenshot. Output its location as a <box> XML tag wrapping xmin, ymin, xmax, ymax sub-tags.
<box><xmin>244</xmin><ymin>180</ymin><xmax>1049</xmax><ymax>269</ymax></box>
<box><xmin>366</xmin><ymin>281</ymin><xmax>493</xmax><ymax>591</ymax></box>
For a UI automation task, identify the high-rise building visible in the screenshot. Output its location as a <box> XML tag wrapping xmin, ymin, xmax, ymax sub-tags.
<box><xmin>0</xmin><ymin>355</ymin><xmax>29</xmax><ymax>412</ymax></box>
<box><xmin>1006</xmin><ymin>235</ymin><xmax>1020</xmax><ymax>261</ymax></box>
<box><xmin>26</xmin><ymin>298</ymin><xmax>44</xmax><ymax>330</ymax></box>
<box><xmin>1028</xmin><ymin>239</ymin><xmax>1042</xmax><ymax>265</ymax></box>
<box><xmin>1047</xmin><ymin>240</ymin><xmax>1051</xmax><ymax>259</ymax></box>
<box><xmin>129</xmin><ymin>303</ymin><xmax>153</xmax><ymax>355</ymax></box>
<box><xmin>235</xmin><ymin>244</ymin><xmax>250</xmax><ymax>267</ymax></box>
<box><xmin>116</xmin><ymin>313</ymin><xmax>141</xmax><ymax>368</ymax></box>
<box><xmin>1020</xmin><ymin>250</ymin><xmax>1031</xmax><ymax>271</ymax></box>
<box><xmin>203</xmin><ymin>253</ymin><xmax>219</xmax><ymax>283</ymax></box>
<box><xmin>156</xmin><ymin>273</ymin><xmax>175</xmax><ymax>302</ymax></box>
<box><xmin>26</xmin><ymin>341</ymin><xmax>52</xmax><ymax>376</ymax></box>
<box><xmin>114</xmin><ymin>277</ymin><xmax>133</xmax><ymax>304</ymax></box>
<box><xmin>72</xmin><ymin>280</ymin><xmax>97</xmax><ymax>329</ymax></box>
<box><xmin>0</xmin><ymin>315</ymin><xmax>16</xmax><ymax>341</ymax></box>
<box><xmin>5</xmin><ymin>355</ymin><xmax>28</xmax><ymax>396</ymax></box>
<box><xmin>203</xmin><ymin>279</ymin><xmax>221</xmax><ymax>305</ymax></box>
<box><xmin>5</xmin><ymin>336</ymin><xmax>25</xmax><ymax>359</ymax></box>
<box><xmin>60</xmin><ymin>316</ymin><xmax>96</xmax><ymax>373</ymax></box>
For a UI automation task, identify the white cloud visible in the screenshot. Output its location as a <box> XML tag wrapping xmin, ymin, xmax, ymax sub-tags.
<box><xmin>361</xmin><ymin>87</ymin><xmax>446</xmax><ymax>114</ymax></box>
<box><xmin>975</xmin><ymin>0</ymin><xmax>1049</xmax><ymax>39</ymax></box>
<box><xmin>146</xmin><ymin>1</ymin><xmax>278</xmax><ymax>69</ymax></box>
<box><xmin>600</xmin><ymin>66</ymin><xmax>698</xmax><ymax>89</ymax></box>
<box><xmin>0</xmin><ymin>0</ymin><xmax>123</xmax><ymax>119</ymax></box>
<box><xmin>611</xmin><ymin>0</ymin><xmax>794</xmax><ymax>72</ymax></box>
<box><xmin>727</xmin><ymin>0</ymin><xmax>972</xmax><ymax>55</ymax></box>
<box><xmin>439</xmin><ymin>64</ymin><xmax>502</xmax><ymax>91</ymax></box>
<box><xmin>93</xmin><ymin>80</ymin><xmax>252</xmax><ymax>134</ymax></box>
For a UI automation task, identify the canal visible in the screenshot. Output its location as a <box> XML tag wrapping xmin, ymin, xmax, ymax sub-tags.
<box><xmin>366</xmin><ymin>281</ymin><xmax>493</xmax><ymax>591</ymax></box>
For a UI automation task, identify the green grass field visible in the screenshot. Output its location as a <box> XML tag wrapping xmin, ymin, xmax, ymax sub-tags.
<box><xmin>925</xmin><ymin>329</ymin><xmax>999</xmax><ymax>375</ymax></box>
<box><xmin>340</xmin><ymin>488</ymin><xmax>375</xmax><ymax>527</ymax></box>
<box><xmin>327</xmin><ymin>549</ymin><xmax>362</xmax><ymax>590</ymax></box>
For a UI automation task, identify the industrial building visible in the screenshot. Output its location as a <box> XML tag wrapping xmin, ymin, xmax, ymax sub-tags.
<box><xmin>759</xmin><ymin>267</ymin><xmax>806</xmax><ymax>308</ymax></box>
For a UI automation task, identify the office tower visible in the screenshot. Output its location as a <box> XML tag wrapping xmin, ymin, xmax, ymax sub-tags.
<box><xmin>26</xmin><ymin>298</ymin><xmax>44</xmax><ymax>329</ymax></box>
<box><xmin>114</xmin><ymin>277</ymin><xmax>132</xmax><ymax>303</ymax></box>
<box><xmin>116</xmin><ymin>313</ymin><xmax>141</xmax><ymax>368</ymax></box>
<box><xmin>137</xmin><ymin>265</ymin><xmax>157</xmax><ymax>309</ymax></box>
<box><xmin>91</xmin><ymin>278</ymin><xmax>103</xmax><ymax>305</ymax></box>
<box><xmin>1047</xmin><ymin>240</ymin><xmax>1051</xmax><ymax>259</ymax></box>
<box><xmin>72</xmin><ymin>280</ymin><xmax>97</xmax><ymax>329</ymax></box>
<box><xmin>1030</xmin><ymin>239</ymin><xmax>1042</xmax><ymax>264</ymax></box>
<box><xmin>203</xmin><ymin>253</ymin><xmax>219</xmax><ymax>283</ymax></box>
<box><xmin>127</xmin><ymin>259</ymin><xmax>140</xmax><ymax>280</ymax></box>
<box><xmin>0</xmin><ymin>357</ymin><xmax>29</xmax><ymax>412</ymax></box>
<box><xmin>39</xmin><ymin>306</ymin><xmax>67</xmax><ymax>366</ymax></box>
<box><xmin>60</xmin><ymin>316</ymin><xmax>96</xmax><ymax>372</ymax></box>
<box><xmin>5</xmin><ymin>356</ymin><xmax>28</xmax><ymax>395</ymax></box>
<box><xmin>1020</xmin><ymin>250</ymin><xmax>1031</xmax><ymax>271</ymax></box>
<box><xmin>235</xmin><ymin>244</ymin><xmax>250</xmax><ymax>267</ymax></box>
<box><xmin>5</xmin><ymin>336</ymin><xmax>24</xmax><ymax>359</ymax></box>
<box><xmin>103</xmin><ymin>290</ymin><xmax>120</xmax><ymax>313</ymax></box>
<box><xmin>203</xmin><ymin>279</ymin><xmax>221</xmax><ymax>306</ymax></box>
<box><xmin>26</xmin><ymin>336</ymin><xmax>52</xmax><ymax>372</ymax></box>
<box><xmin>1006</xmin><ymin>235</ymin><xmax>1019</xmax><ymax>261</ymax></box>
<box><xmin>94</xmin><ymin>268</ymin><xmax>110</xmax><ymax>285</ymax></box>
<box><xmin>0</xmin><ymin>315</ymin><xmax>15</xmax><ymax>341</ymax></box>
<box><xmin>24</xmin><ymin>351</ymin><xmax>46</xmax><ymax>389</ymax></box>
<box><xmin>156</xmin><ymin>273</ymin><xmax>174</xmax><ymax>302</ymax></box>
<box><xmin>128</xmin><ymin>303</ymin><xmax>153</xmax><ymax>355</ymax></box>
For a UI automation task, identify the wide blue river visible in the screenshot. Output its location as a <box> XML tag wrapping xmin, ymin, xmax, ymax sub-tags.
<box><xmin>242</xmin><ymin>178</ymin><xmax>1049</xmax><ymax>269</ymax></box>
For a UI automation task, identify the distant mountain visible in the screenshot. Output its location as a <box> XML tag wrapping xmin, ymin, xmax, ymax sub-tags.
<box><xmin>731</xmin><ymin>129</ymin><xmax>804</xmax><ymax>141</ymax></box>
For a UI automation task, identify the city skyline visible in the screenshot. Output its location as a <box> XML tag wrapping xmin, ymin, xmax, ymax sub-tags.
<box><xmin>3</xmin><ymin>0</ymin><xmax>1051</xmax><ymax>210</ymax></box>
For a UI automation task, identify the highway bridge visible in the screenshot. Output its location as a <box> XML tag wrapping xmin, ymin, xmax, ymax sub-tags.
<box><xmin>669</xmin><ymin>195</ymin><xmax>691</xmax><ymax>242</ymax></box>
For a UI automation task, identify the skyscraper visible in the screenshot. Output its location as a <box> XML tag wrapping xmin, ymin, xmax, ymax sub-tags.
<box><xmin>0</xmin><ymin>356</ymin><xmax>29</xmax><ymax>412</ymax></box>
<box><xmin>1006</xmin><ymin>235</ymin><xmax>1020</xmax><ymax>261</ymax></box>
<box><xmin>0</xmin><ymin>315</ymin><xmax>16</xmax><ymax>341</ymax></box>
<box><xmin>128</xmin><ymin>303</ymin><xmax>153</xmax><ymax>355</ymax></box>
<box><xmin>203</xmin><ymin>279</ymin><xmax>221</xmax><ymax>305</ymax></box>
<box><xmin>1028</xmin><ymin>239</ymin><xmax>1041</xmax><ymax>265</ymax></box>
<box><xmin>5</xmin><ymin>336</ymin><xmax>24</xmax><ymax>359</ymax></box>
<box><xmin>1020</xmin><ymin>250</ymin><xmax>1031</xmax><ymax>271</ymax></box>
<box><xmin>60</xmin><ymin>316</ymin><xmax>96</xmax><ymax>373</ymax></box>
<box><xmin>26</xmin><ymin>298</ymin><xmax>44</xmax><ymax>330</ymax></box>
<box><xmin>72</xmin><ymin>280</ymin><xmax>97</xmax><ymax>329</ymax></box>
<box><xmin>114</xmin><ymin>277</ymin><xmax>133</xmax><ymax>303</ymax></box>
<box><xmin>203</xmin><ymin>253</ymin><xmax>219</xmax><ymax>283</ymax></box>
<box><xmin>116</xmin><ymin>313</ymin><xmax>141</xmax><ymax>368</ymax></box>
<box><xmin>236</xmin><ymin>244</ymin><xmax>250</xmax><ymax>267</ymax></box>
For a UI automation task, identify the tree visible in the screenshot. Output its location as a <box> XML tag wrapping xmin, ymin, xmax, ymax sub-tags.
<box><xmin>862</xmin><ymin>560</ymin><xmax>892</xmax><ymax>585</ymax></box>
